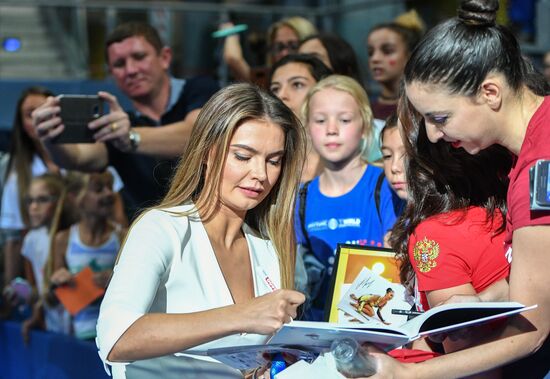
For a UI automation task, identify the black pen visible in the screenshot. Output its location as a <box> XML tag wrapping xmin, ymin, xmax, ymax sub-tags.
<box><xmin>391</xmin><ymin>309</ymin><xmax>424</xmax><ymax>317</ymax></box>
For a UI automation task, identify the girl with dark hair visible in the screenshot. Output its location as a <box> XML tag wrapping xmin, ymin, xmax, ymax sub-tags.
<box><xmin>366</xmin><ymin>10</ymin><xmax>425</xmax><ymax>120</ymax></box>
<box><xmin>380</xmin><ymin>102</ymin><xmax>512</xmax><ymax>375</ymax></box>
<box><xmin>379</xmin><ymin>113</ymin><xmax>407</xmax><ymax>204</ymax></box>
<box><xmin>1</xmin><ymin>87</ymin><xmax>58</xmax><ymax>288</ymax></box>
<box><xmin>298</xmin><ymin>33</ymin><xmax>363</xmax><ymax>84</ymax></box>
<box><xmin>269</xmin><ymin>53</ymin><xmax>333</xmax><ymax>117</ymax></box>
<box><xmin>362</xmin><ymin>1</ymin><xmax>550</xmax><ymax>378</ymax></box>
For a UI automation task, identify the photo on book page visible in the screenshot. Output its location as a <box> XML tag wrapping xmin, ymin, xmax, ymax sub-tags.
<box><xmin>337</xmin><ymin>266</ymin><xmax>410</xmax><ymax>326</ymax></box>
<box><xmin>326</xmin><ymin>244</ymin><xmax>412</xmax><ymax>324</ymax></box>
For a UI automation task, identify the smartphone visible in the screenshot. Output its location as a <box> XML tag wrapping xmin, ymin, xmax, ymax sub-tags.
<box><xmin>531</xmin><ymin>159</ymin><xmax>550</xmax><ymax>209</ymax></box>
<box><xmin>53</xmin><ymin>95</ymin><xmax>104</xmax><ymax>143</ymax></box>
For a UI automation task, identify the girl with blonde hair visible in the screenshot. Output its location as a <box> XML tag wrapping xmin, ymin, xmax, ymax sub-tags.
<box><xmin>20</xmin><ymin>173</ymin><xmax>72</xmax><ymax>342</ymax></box>
<box><xmin>96</xmin><ymin>83</ymin><xmax>307</xmax><ymax>378</ymax></box>
<box><xmin>296</xmin><ymin>75</ymin><xmax>399</xmax><ymax>320</ymax></box>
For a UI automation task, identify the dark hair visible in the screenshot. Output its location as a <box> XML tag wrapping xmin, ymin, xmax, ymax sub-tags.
<box><xmin>390</xmin><ymin>95</ymin><xmax>512</xmax><ymax>293</ymax></box>
<box><xmin>300</xmin><ymin>33</ymin><xmax>362</xmax><ymax>83</ymax></box>
<box><xmin>368</xmin><ymin>23</ymin><xmax>424</xmax><ymax>56</ymax></box>
<box><xmin>386</xmin><ymin>288</ymin><xmax>394</xmax><ymax>293</ymax></box>
<box><xmin>268</xmin><ymin>53</ymin><xmax>333</xmax><ymax>85</ymax></box>
<box><xmin>105</xmin><ymin>22</ymin><xmax>164</xmax><ymax>62</ymax></box>
<box><xmin>404</xmin><ymin>0</ymin><xmax>550</xmax><ymax>96</ymax></box>
<box><xmin>7</xmin><ymin>86</ymin><xmax>55</xmax><ymax>226</ymax></box>
<box><xmin>380</xmin><ymin>112</ymin><xmax>399</xmax><ymax>145</ymax></box>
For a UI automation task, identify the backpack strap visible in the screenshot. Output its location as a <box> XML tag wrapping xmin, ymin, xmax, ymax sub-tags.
<box><xmin>374</xmin><ymin>171</ymin><xmax>385</xmax><ymax>224</ymax></box>
<box><xmin>298</xmin><ymin>180</ymin><xmax>312</xmax><ymax>250</ymax></box>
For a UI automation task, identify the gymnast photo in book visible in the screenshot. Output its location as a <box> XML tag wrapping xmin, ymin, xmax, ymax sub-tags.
<box><xmin>350</xmin><ymin>288</ymin><xmax>395</xmax><ymax>325</ymax></box>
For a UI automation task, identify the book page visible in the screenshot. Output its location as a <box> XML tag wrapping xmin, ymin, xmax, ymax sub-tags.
<box><xmin>398</xmin><ymin>301</ymin><xmax>534</xmax><ymax>338</ymax></box>
<box><xmin>337</xmin><ymin>267</ymin><xmax>411</xmax><ymax>326</ymax></box>
<box><xmin>268</xmin><ymin>322</ymin><xmax>410</xmax><ymax>351</ymax></box>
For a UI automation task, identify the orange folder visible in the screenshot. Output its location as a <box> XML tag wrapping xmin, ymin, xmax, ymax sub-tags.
<box><xmin>54</xmin><ymin>266</ymin><xmax>105</xmax><ymax>315</ymax></box>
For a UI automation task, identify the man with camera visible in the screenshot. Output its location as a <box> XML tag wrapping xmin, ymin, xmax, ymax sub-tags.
<box><xmin>32</xmin><ymin>22</ymin><xmax>219</xmax><ymax>219</ymax></box>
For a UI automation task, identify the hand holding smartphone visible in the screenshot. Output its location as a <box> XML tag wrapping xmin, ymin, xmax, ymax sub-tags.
<box><xmin>52</xmin><ymin>95</ymin><xmax>104</xmax><ymax>143</ymax></box>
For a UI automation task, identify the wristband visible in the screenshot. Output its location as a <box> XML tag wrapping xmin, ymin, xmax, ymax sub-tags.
<box><xmin>212</xmin><ymin>24</ymin><xmax>248</xmax><ymax>38</ymax></box>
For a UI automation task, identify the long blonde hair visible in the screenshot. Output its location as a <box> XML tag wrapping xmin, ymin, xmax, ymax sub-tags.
<box><xmin>157</xmin><ymin>83</ymin><xmax>306</xmax><ymax>289</ymax></box>
<box><xmin>302</xmin><ymin>75</ymin><xmax>374</xmax><ymax>160</ymax></box>
<box><xmin>25</xmin><ymin>173</ymin><xmax>67</xmax><ymax>292</ymax></box>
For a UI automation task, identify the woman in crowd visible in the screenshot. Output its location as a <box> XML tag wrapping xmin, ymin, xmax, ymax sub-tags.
<box><xmin>21</xmin><ymin>173</ymin><xmax>71</xmax><ymax>342</ymax></box>
<box><xmin>96</xmin><ymin>83</ymin><xmax>307</xmax><ymax>378</ymax></box>
<box><xmin>298</xmin><ymin>33</ymin><xmax>363</xmax><ymax>84</ymax></box>
<box><xmin>296</xmin><ymin>75</ymin><xmax>398</xmax><ymax>321</ymax></box>
<box><xmin>50</xmin><ymin>170</ymin><xmax>126</xmax><ymax>340</ymax></box>
<box><xmin>222</xmin><ymin>16</ymin><xmax>317</xmax><ymax>86</ymax></box>
<box><xmin>269</xmin><ymin>54</ymin><xmax>333</xmax><ymax>182</ymax></box>
<box><xmin>1</xmin><ymin>87</ymin><xmax>58</xmax><ymax>288</ymax></box>
<box><xmin>364</xmin><ymin>0</ymin><xmax>550</xmax><ymax>377</ymax></box>
<box><xmin>366</xmin><ymin>10</ymin><xmax>425</xmax><ymax>120</ymax></box>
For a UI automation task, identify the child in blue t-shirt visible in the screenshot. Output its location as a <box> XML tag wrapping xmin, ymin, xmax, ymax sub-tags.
<box><xmin>295</xmin><ymin>75</ymin><xmax>399</xmax><ymax>320</ymax></box>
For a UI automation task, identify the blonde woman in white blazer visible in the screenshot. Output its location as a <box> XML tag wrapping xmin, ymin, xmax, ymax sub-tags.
<box><xmin>96</xmin><ymin>83</ymin><xmax>307</xmax><ymax>379</ymax></box>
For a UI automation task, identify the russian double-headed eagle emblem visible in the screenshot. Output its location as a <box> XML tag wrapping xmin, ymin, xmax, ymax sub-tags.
<box><xmin>413</xmin><ymin>237</ymin><xmax>440</xmax><ymax>273</ymax></box>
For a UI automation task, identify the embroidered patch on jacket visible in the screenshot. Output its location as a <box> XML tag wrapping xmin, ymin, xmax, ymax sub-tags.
<box><xmin>413</xmin><ymin>237</ymin><xmax>440</xmax><ymax>273</ymax></box>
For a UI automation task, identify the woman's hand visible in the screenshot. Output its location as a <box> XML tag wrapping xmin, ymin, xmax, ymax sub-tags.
<box><xmin>235</xmin><ymin>289</ymin><xmax>305</xmax><ymax>335</ymax></box>
<box><xmin>355</xmin><ymin>345</ymin><xmax>410</xmax><ymax>379</ymax></box>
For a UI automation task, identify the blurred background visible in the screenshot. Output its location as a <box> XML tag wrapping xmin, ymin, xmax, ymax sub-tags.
<box><xmin>0</xmin><ymin>0</ymin><xmax>548</xmax><ymax>132</ymax></box>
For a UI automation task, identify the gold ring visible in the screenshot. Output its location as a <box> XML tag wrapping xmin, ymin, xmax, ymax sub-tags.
<box><xmin>111</xmin><ymin>122</ymin><xmax>118</xmax><ymax>132</ymax></box>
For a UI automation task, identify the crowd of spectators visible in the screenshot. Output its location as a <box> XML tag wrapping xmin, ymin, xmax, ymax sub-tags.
<box><xmin>1</xmin><ymin>2</ymin><xmax>549</xmax><ymax>378</ymax></box>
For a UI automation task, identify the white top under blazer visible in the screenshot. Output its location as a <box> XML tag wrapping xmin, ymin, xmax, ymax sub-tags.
<box><xmin>96</xmin><ymin>204</ymin><xmax>281</xmax><ymax>378</ymax></box>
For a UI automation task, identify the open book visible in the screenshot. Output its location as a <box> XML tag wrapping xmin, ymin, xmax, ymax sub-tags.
<box><xmin>269</xmin><ymin>301</ymin><xmax>535</xmax><ymax>351</ymax></box>
<box><xmin>202</xmin><ymin>263</ymin><xmax>534</xmax><ymax>370</ymax></box>
<box><xmin>270</xmin><ymin>266</ymin><xmax>534</xmax><ymax>350</ymax></box>
<box><xmin>203</xmin><ymin>301</ymin><xmax>533</xmax><ymax>370</ymax></box>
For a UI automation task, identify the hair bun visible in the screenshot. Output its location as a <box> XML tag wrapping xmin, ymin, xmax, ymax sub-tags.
<box><xmin>394</xmin><ymin>9</ymin><xmax>426</xmax><ymax>34</ymax></box>
<box><xmin>457</xmin><ymin>0</ymin><xmax>499</xmax><ymax>26</ymax></box>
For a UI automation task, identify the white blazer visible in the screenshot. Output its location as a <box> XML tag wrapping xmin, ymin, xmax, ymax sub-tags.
<box><xmin>96</xmin><ymin>204</ymin><xmax>281</xmax><ymax>378</ymax></box>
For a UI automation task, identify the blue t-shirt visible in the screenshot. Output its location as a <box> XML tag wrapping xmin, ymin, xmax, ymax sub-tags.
<box><xmin>295</xmin><ymin>165</ymin><xmax>399</xmax><ymax>320</ymax></box>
